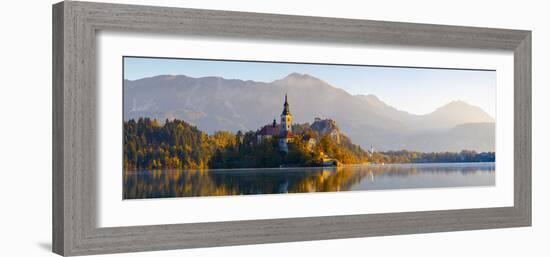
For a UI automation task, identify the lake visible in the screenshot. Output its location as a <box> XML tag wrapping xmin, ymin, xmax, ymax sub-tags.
<box><xmin>123</xmin><ymin>162</ymin><xmax>495</xmax><ymax>199</ymax></box>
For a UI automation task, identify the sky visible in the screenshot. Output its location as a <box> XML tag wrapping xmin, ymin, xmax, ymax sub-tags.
<box><xmin>124</xmin><ymin>57</ymin><xmax>496</xmax><ymax>117</ymax></box>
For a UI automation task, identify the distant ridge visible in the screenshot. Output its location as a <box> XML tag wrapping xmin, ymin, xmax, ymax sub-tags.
<box><xmin>124</xmin><ymin>73</ymin><xmax>495</xmax><ymax>152</ymax></box>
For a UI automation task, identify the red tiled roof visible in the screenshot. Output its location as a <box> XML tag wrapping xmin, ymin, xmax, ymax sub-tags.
<box><xmin>258</xmin><ymin>124</ymin><xmax>280</xmax><ymax>136</ymax></box>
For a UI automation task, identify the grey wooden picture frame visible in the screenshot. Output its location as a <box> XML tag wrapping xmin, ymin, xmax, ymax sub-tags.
<box><xmin>52</xmin><ymin>1</ymin><xmax>531</xmax><ymax>256</ymax></box>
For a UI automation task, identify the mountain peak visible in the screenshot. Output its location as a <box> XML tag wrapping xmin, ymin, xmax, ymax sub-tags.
<box><xmin>429</xmin><ymin>100</ymin><xmax>494</xmax><ymax>123</ymax></box>
<box><xmin>281</xmin><ymin>72</ymin><xmax>326</xmax><ymax>83</ymax></box>
<box><xmin>435</xmin><ymin>100</ymin><xmax>483</xmax><ymax>113</ymax></box>
<box><xmin>284</xmin><ymin>72</ymin><xmax>313</xmax><ymax>79</ymax></box>
<box><xmin>273</xmin><ymin>72</ymin><xmax>335</xmax><ymax>91</ymax></box>
<box><xmin>442</xmin><ymin>100</ymin><xmax>470</xmax><ymax>108</ymax></box>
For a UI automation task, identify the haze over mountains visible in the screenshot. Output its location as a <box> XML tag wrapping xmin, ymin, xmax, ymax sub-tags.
<box><xmin>124</xmin><ymin>73</ymin><xmax>495</xmax><ymax>152</ymax></box>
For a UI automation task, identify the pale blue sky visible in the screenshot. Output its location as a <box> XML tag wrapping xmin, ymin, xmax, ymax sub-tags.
<box><xmin>124</xmin><ymin>57</ymin><xmax>496</xmax><ymax>117</ymax></box>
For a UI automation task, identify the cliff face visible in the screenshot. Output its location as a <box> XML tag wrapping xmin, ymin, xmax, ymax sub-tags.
<box><xmin>310</xmin><ymin>118</ymin><xmax>341</xmax><ymax>144</ymax></box>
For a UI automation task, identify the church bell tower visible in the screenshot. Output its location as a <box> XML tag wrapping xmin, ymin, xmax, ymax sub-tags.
<box><xmin>280</xmin><ymin>94</ymin><xmax>292</xmax><ymax>132</ymax></box>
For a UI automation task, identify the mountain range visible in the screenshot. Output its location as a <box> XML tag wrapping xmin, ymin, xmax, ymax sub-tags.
<box><xmin>124</xmin><ymin>72</ymin><xmax>495</xmax><ymax>152</ymax></box>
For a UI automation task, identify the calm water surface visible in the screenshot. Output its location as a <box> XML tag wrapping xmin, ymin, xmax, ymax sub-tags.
<box><xmin>123</xmin><ymin>162</ymin><xmax>495</xmax><ymax>199</ymax></box>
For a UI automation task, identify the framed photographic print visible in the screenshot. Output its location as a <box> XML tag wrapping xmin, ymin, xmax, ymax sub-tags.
<box><xmin>53</xmin><ymin>1</ymin><xmax>531</xmax><ymax>256</ymax></box>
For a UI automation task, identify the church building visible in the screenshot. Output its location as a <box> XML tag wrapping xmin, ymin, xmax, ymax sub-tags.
<box><xmin>256</xmin><ymin>94</ymin><xmax>294</xmax><ymax>153</ymax></box>
<box><xmin>278</xmin><ymin>94</ymin><xmax>294</xmax><ymax>152</ymax></box>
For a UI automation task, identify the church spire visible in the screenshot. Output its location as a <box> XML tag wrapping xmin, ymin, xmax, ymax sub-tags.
<box><xmin>281</xmin><ymin>93</ymin><xmax>290</xmax><ymax>115</ymax></box>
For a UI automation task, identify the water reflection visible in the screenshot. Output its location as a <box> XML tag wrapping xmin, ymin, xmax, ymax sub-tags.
<box><xmin>123</xmin><ymin>162</ymin><xmax>495</xmax><ymax>199</ymax></box>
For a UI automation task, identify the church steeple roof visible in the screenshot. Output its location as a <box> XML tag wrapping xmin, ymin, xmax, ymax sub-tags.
<box><xmin>281</xmin><ymin>94</ymin><xmax>291</xmax><ymax>116</ymax></box>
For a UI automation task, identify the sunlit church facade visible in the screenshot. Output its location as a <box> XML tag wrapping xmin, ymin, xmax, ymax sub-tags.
<box><xmin>257</xmin><ymin>94</ymin><xmax>294</xmax><ymax>152</ymax></box>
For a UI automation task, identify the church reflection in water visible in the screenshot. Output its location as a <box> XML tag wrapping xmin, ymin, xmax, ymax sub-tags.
<box><xmin>123</xmin><ymin>163</ymin><xmax>495</xmax><ymax>199</ymax></box>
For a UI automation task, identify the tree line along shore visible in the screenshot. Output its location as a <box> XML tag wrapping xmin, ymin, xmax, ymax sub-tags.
<box><xmin>123</xmin><ymin>118</ymin><xmax>495</xmax><ymax>171</ymax></box>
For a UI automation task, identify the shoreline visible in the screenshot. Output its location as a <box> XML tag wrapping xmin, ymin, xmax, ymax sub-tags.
<box><xmin>124</xmin><ymin>161</ymin><xmax>496</xmax><ymax>174</ymax></box>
